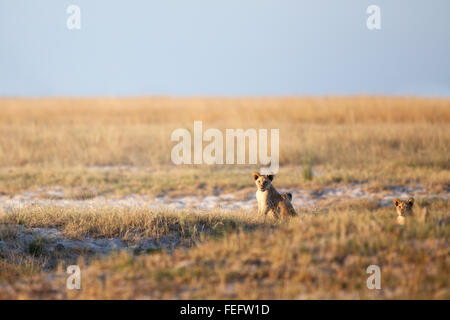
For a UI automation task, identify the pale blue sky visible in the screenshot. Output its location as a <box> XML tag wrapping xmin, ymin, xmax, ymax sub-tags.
<box><xmin>1</xmin><ymin>0</ymin><xmax>449</xmax><ymax>97</ymax></box>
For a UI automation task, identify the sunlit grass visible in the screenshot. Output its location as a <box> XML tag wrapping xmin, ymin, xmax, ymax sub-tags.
<box><xmin>0</xmin><ymin>203</ymin><xmax>448</xmax><ymax>299</ymax></box>
<box><xmin>0</xmin><ymin>97</ymin><xmax>449</xmax><ymax>299</ymax></box>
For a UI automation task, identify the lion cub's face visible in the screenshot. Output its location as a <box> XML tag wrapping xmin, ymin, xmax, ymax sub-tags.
<box><xmin>394</xmin><ymin>197</ymin><xmax>414</xmax><ymax>217</ymax></box>
<box><xmin>252</xmin><ymin>172</ymin><xmax>273</xmax><ymax>191</ymax></box>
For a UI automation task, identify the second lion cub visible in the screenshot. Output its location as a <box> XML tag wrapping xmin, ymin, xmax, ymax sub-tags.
<box><xmin>393</xmin><ymin>197</ymin><xmax>429</xmax><ymax>225</ymax></box>
<box><xmin>252</xmin><ymin>172</ymin><xmax>297</xmax><ymax>219</ymax></box>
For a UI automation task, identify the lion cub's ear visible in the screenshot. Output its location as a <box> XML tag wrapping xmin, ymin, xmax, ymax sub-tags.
<box><xmin>266</xmin><ymin>174</ymin><xmax>274</xmax><ymax>181</ymax></box>
<box><xmin>394</xmin><ymin>198</ymin><xmax>400</xmax><ymax>207</ymax></box>
<box><xmin>406</xmin><ymin>197</ymin><xmax>414</xmax><ymax>208</ymax></box>
<box><xmin>252</xmin><ymin>172</ymin><xmax>261</xmax><ymax>180</ymax></box>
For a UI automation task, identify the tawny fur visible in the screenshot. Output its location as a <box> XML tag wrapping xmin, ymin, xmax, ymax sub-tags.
<box><xmin>393</xmin><ymin>197</ymin><xmax>429</xmax><ymax>225</ymax></box>
<box><xmin>252</xmin><ymin>172</ymin><xmax>296</xmax><ymax>219</ymax></box>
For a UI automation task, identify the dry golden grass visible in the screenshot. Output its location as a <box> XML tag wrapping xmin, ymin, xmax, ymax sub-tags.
<box><xmin>0</xmin><ymin>97</ymin><xmax>449</xmax><ymax>299</ymax></box>
<box><xmin>0</xmin><ymin>206</ymin><xmax>266</xmax><ymax>242</ymax></box>
<box><xmin>1</xmin><ymin>97</ymin><xmax>449</xmax><ymax>125</ymax></box>
<box><xmin>0</xmin><ymin>202</ymin><xmax>448</xmax><ymax>299</ymax></box>
<box><xmin>0</xmin><ymin>207</ymin><xmax>276</xmax><ymax>286</ymax></box>
<box><xmin>0</xmin><ymin>97</ymin><xmax>449</xmax><ymax>194</ymax></box>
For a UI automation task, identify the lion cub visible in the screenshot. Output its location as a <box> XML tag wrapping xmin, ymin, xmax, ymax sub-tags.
<box><xmin>393</xmin><ymin>197</ymin><xmax>429</xmax><ymax>225</ymax></box>
<box><xmin>252</xmin><ymin>172</ymin><xmax>296</xmax><ymax>219</ymax></box>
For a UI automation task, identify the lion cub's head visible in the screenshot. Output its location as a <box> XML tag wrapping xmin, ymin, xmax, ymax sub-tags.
<box><xmin>394</xmin><ymin>197</ymin><xmax>414</xmax><ymax>217</ymax></box>
<box><xmin>252</xmin><ymin>172</ymin><xmax>274</xmax><ymax>191</ymax></box>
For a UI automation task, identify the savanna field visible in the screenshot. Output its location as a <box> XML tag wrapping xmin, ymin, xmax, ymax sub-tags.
<box><xmin>0</xmin><ymin>97</ymin><xmax>449</xmax><ymax>299</ymax></box>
